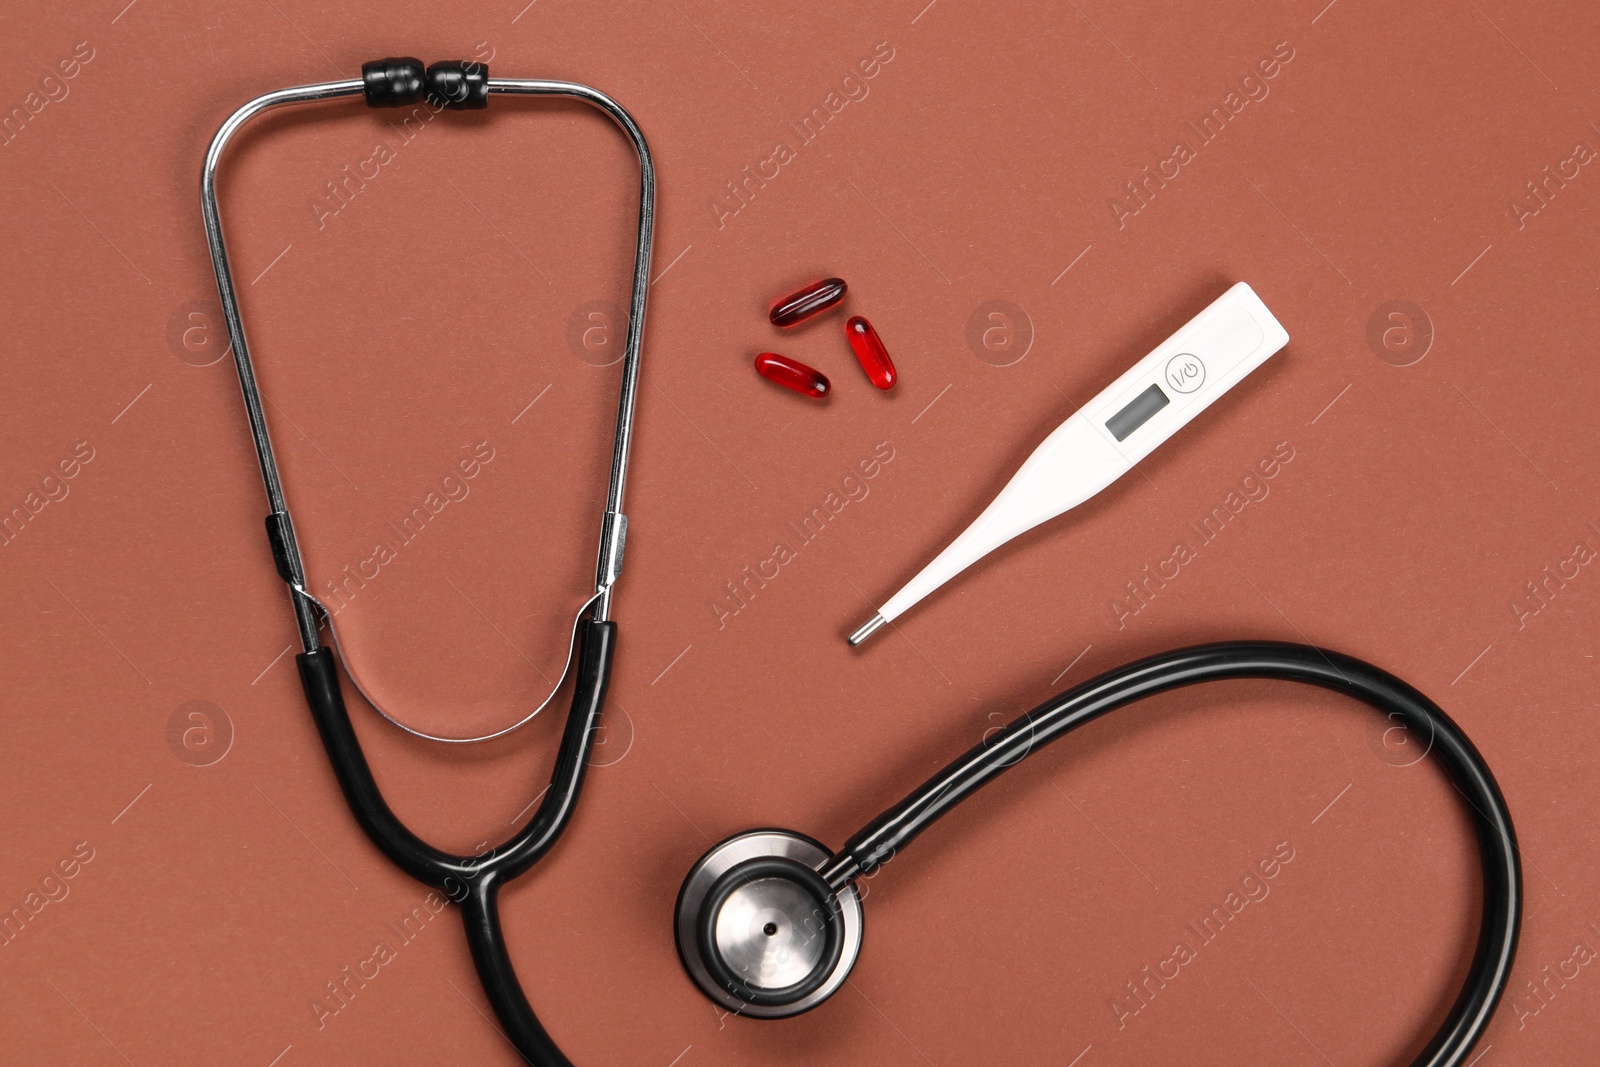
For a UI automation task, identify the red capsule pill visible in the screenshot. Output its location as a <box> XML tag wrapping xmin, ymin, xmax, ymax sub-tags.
<box><xmin>769</xmin><ymin>277</ymin><xmax>847</xmax><ymax>328</ymax></box>
<box><xmin>754</xmin><ymin>352</ymin><xmax>830</xmax><ymax>398</ymax></box>
<box><xmin>845</xmin><ymin>315</ymin><xmax>896</xmax><ymax>389</ymax></box>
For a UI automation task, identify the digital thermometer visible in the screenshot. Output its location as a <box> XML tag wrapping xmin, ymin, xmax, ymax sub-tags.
<box><xmin>848</xmin><ymin>282</ymin><xmax>1289</xmax><ymax>646</ymax></box>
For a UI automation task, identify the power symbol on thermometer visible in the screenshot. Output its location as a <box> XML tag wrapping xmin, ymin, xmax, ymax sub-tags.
<box><xmin>1164</xmin><ymin>353</ymin><xmax>1205</xmax><ymax>394</ymax></box>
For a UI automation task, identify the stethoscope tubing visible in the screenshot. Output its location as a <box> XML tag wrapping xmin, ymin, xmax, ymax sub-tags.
<box><xmin>305</xmin><ymin>633</ymin><xmax>1516</xmax><ymax>1067</ymax></box>
<box><xmin>817</xmin><ymin>641</ymin><xmax>1518</xmax><ymax>1067</ymax></box>
<box><xmin>296</xmin><ymin>621</ymin><xmax>615</xmax><ymax>1067</ymax></box>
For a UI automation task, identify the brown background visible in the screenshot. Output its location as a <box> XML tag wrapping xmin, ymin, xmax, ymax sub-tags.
<box><xmin>3</xmin><ymin>0</ymin><xmax>1598</xmax><ymax>1063</ymax></box>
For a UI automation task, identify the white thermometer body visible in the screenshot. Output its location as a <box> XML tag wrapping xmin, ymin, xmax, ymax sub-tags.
<box><xmin>849</xmin><ymin>282</ymin><xmax>1289</xmax><ymax>646</ymax></box>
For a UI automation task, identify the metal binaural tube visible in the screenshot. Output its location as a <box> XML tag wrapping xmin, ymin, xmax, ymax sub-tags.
<box><xmin>487</xmin><ymin>78</ymin><xmax>656</xmax><ymax>623</ymax></box>
<box><xmin>201</xmin><ymin>79</ymin><xmax>364</xmax><ymax>652</ymax></box>
<box><xmin>202</xmin><ymin>76</ymin><xmax>655</xmax><ymax>644</ymax></box>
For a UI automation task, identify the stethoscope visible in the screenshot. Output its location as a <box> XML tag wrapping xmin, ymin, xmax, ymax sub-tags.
<box><xmin>202</xmin><ymin>58</ymin><xmax>645</xmax><ymax>1063</ymax></box>
<box><xmin>204</xmin><ymin>59</ymin><xmax>1521</xmax><ymax>1067</ymax></box>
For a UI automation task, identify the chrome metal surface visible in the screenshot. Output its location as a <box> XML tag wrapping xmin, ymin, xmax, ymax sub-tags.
<box><xmin>304</xmin><ymin>586</ymin><xmax>601</xmax><ymax>745</ymax></box>
<box><xmin>201</xmin><ymin>79</ymin><xmax>364</xmax><ymax>651</ymax></box>
<box><xmin>487</xmin><ymin>78</ymin><xmax>656</xmax><ymax>623</ymax></box>
<box><xmin>597</xmin><ymin>511</ymin><xmax>628</xmax><ymax>589</ymax></box>
<box><xmin>714</xmin><ymin>876</ymin><xmax>828</xmax><ymax>990</ymax></box>
<box><xmin>675</xmin><ymin>830</ymin><xmax>863</xmax><ymax>1018</ymax></box>
<box><xmin>201</xmin><ymin>74</ymin><xmax>655</xmax><ymax>736</ymax></box>
<box><xmin>848</xmin><ymin>613</ymin><xmax>886</xmax><ymax>647</ymax></box>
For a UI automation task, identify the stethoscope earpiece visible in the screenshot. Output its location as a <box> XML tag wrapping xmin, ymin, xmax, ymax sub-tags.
<box><xmin>675</xmin><ymin>830</ymin><xmax>863</xmax><ymax>1017</ymax></box>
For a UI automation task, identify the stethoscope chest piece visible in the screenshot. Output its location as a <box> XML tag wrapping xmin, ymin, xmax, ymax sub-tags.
<box><xmin>675</xmin><ymin>829</ymin><xmax>863</xmax><ymax>1017</ymax></box>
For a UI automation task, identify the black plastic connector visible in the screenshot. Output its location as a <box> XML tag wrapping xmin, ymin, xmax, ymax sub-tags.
<box><xmin>426</xmin><ymin>60</ymin><xmax>490</xmax><ymax>110</ymax></box>
<box><xmin>361</xmin><ymin>57</ymin><xmax>426</xmax><ymax>107</ymax></box>
<box><xmin>264</xmin><ymin>512</ymin><xmax>296</xmax><ymax>583</ymax></box>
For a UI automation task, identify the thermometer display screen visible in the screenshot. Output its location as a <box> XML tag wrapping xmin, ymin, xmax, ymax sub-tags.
<box><xmin>1105</xmin><ymin>383</ymin><xmax>1170</xmax><ymax>441</ymax></box>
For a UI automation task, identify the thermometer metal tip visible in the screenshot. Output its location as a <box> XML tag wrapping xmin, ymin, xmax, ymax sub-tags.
<box><xmin>847</xmin><ymin>283</ymin><xmax>1289</xmax><ymax>647</ymax></box>
<box><xmin>848</xmin><ymin>613</ymin><xmax>887</xmax><ymax>646</ymax></box>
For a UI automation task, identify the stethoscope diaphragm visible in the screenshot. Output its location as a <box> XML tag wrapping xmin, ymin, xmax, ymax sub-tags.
<box><xmin>675</xmin><ymin>829</ymin><xmax>864</xmax><ymax>1017</ymax></box>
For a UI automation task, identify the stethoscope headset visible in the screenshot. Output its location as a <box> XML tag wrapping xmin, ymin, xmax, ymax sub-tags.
<box><xmin>203</xmin><ymin>58</ymin><xmax>1521</xmax><ymax>1067</ymax></box>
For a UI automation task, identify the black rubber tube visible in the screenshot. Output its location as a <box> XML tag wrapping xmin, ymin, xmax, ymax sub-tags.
<box><xmin>296</xmin><ymin>620</ymin><xmax>615</xmax><ymax>1067</ymax></box>
<box><xmin>822</xmin><ymin>641</ymin><xmax>1520</xmax><ymax>1067</ymax></box>
<box><xmin>304</xmin><ymin>632</ymin><xmax>1514</xmax><ymax>1066</ymax></box>
<box><xmin>462</xmin><ymin>875</ymin><xmax>569</xmax><ymax>1067</ymax></box>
